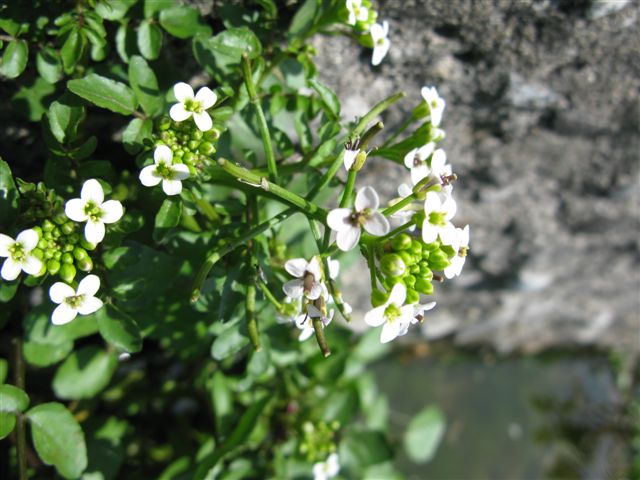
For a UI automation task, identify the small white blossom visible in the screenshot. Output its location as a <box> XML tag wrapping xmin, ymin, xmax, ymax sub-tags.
<box><xmin>65</xmin><ymin>179</ymin><xmax>124</xmax><ymax>244</ymax></box>
<box><xmin>282</xmin><ymin>257</ymin><xmax>324</xmax><ymax>300</ymax></box>
<box><xmin>346</xmin><ymin>0</ymin><xmax>368</xmax><ymax>25</ymax></box>
<box><xmin>296</xmin><ymin>304</ymin><xmax>334</xmax><ymax>342</ymax></box>
<box><xmin>370</xmin><ymin>21</ymin><xmax>390</xmax><ymax>66</ymax></box>
<box><xmin>169</xmin><ymin>82</ymin><xmax>217</xmax><ymax>132</ymax></box>
<box><xmin>313</xmin><ymin>453</ymin><xmax>340</xmax><ymax>480</ymax></box>
<box><xmin>404</xmin><ymin>144</ymin><xmax>452</xmax><ymax>188</ymax></box>
<box><xmin>327</xmin><ymin>186</ymin><xmax>390</xmax><ymax>251</ymax></box>
<box><xmin>422</xmin><ymin>191</ymin><xmax>457</xmax><ymax>246</ymax></box>
<box><xmin>421</xmin><ymin>86</ymin><xmax>446</xmax><ymax>127</ymax></box>
<box><xmin>398</xmin><ymin>301</ymin><xmax>437</xmax><ymax>336</ymax></box>
<box><xmin>139</xmin><ymin>145</ymin><xmax>191</xmax><ymax>196</ymax></box>
<box><xmin>0</xmin><ymin>229</ymin><xmax>42</xmax><ymax>281</ymax></box>
<box><xmin>444</xmin><ymin>225</ymin><xmax>470</xmax><ymax>279</ymax></box>
<box><xmin>49</xmin><ymin>274</ymin><xmax>103</xmax><ymax>325</ymax></box>
<box><xmin>365</xmin><ymin>283</ymin><xmax>415</xmax><ymax>343</ymax></box>
<box><xmin>343</xmin><ymin>148</ymin><xmax>360</xmax><ymax>171</ymax></box>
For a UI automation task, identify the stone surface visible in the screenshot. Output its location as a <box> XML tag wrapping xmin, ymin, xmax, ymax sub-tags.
<box><xmin>316</xmin><ymin>0</ymin><xmax>640</xmax><ymax>353</ymax></box>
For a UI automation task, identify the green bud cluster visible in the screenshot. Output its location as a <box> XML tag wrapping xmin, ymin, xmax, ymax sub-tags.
<box><xmin>155</xmin><ymin>117</ymin><xmax>220</xmax><ymax>176</ymax></box>
<box><xmin>15</xmin><ymin>180</ymin><xmax>62</xmax><ymax>224</ymax></box>
<box><xmin>299</xmin><ymin>420</ymin><xmax>339</xmax><ymax>463</ymax></box>
<box><xmin>372</xmin><ymin>233</ymin><xmax>452</xmax><ymax>307</ymax></box>
<box><xmin>31</xmin><ymin>215</ymin><xmax>96</xmax><ymax>283</ymax></box>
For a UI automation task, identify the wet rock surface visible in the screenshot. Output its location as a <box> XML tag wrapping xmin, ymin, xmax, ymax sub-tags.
<box><xmin>315</xmin><ymin>0</ymin><xmax>640</xmax><ymax>353</ymax></box>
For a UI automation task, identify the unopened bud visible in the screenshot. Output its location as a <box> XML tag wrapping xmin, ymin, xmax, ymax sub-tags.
<box><xmin>59</xmin><ymin>263</ymin><xmax>76</xmax><ymax>283</ymax></box>
<box><xmin>391</xmin><ymin>233</ymin><xmax>412</xmax><ymax>251</ymax></box>
<box><xmin>415</xmin><ymin>278</ymin><xmax>434</xmax><ymax>295</ymax></box>
<box><xmin>380</xmin><ymin>253</ymin><xmax>406</xmax><ymax>277</ymax></box>
<box><xmin>371</xmin><ymin>288</ymin><xmax>388</xmax><ymax>307</ymax></box>
<box><xmin>406</xmin><ymin>288</ymin><xmax>420</xmax><ymax>304</ymax></box>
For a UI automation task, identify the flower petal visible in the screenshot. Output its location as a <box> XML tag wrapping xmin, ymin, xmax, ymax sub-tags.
<box><xmin>336</xmin><ymin>227</ymin><xmax>360</xmax><ymax>251</ymax></box>
<box><xmin>410</xmin><ymin>164</ymin><xmax>429</xmax><ymax>185</ymax></box>
<box><xmin>170</xmin><ymin>103</ymin><xmax>191</xmax><ymax>122</ymax></box>
<box><xmin>154</xmin><ymin>145</ymin><xmax>173</xmax><ymax>164</ymax></box>
<box><xmin>170</xmin><ymin>164</ymin><xmax>190</xmax><ymax>181</ymax></box>
<box><xmin>77</xmin><ymin>274</ymin><xmax>100</xmax><ymax>296</ymax></box>
<box><xmin>397</xmin><ymin>183</ymin><xmax>412</xmax><ymax>197</ymax></box>
<box><xmin>388</xmin><ymin>283</ymin><xmax>406</xmax><ymax>305</ymax></box>
<box><xmin>100</xmin><ymin>200</ymin><xmax>124</xmax><ymax>224</ymax></box>
<box><xmin>49</xmin><ymin>282</ymin><xmax>75</xmax><ymax>304</ymax></box>
<box><xmin>307</xmin><ymin>257</ymin><xmax>322</xmax><ymax>280</ymax></box>
<box><xmin>327</xmin><ymin>453</ymin><xmax>340</xmax><ymax>476</ymax></box>
<box><xmin>284</xmin><ymin>258</ymin><xmax>308</xmax><ymax>278</ymax></box>
<box><xmin>85</xmin><ymin>220</ymin><xmax>105</xmax><ymax>244</ymax></box>
<box><xmin>0</xmin><ymin>234</ymin><xmax>14</xmax><ymax>257</ymax></box>
<box><xmin>371</xmin><ymin>39</ymin><xmax>390</xmax><ymax>66</ymax></box>
<box><xmin>370</xmin><ymin>23</ymin><xmax>385</xmax><ymax>42</ymax></box>
<box><xmin>380</xmin><ymin>321</ymin><xmax>401</xmax><ymax>343</ymax></box>
<box><xmin>139</xmin><ymin>165</ymin><xmax>162</xmax><ymax>187</ymax></box>
<box><xmin>195</xmin><ymin>87</ymin><xmax>217</xmax><ymax>109</ymax></box>
<box><xmin>65</xmin><ymin>198</ymin><xmax>89</xmax><ymax>222</ymax></box>
<box><xmin>344</xmin><ymin>149</ymin><xmax>358</xmax><ymax>170</ymax></box>
<box><xmin>192</xmin><ymin>111</ymin><xmax>213</xmax><ymax>132</ymax></box>
<box><xmin>326</xmin><ymin>208</ymin><xmax>353</xmax><ymax>232</ymax></box>
<box><xmin>364</xmin><ymin>306</ymin><xmax>386</xmax><ymax>327</ymax></box>
<box><xmin>299</xmin><ymin>325</ymin><xmax>314</xmax><ymax>341</ymax></box>
<box><xmin>421</xmin><ymin>222</ymin><xmax>438</xmax><ymax>244</ymax></box>
<box><xmin>1</xmin><ymin>258</ymin><xmax>20</xmax><ymax>281</ymax></box>
<box><xmin>173</xmin><ymin>82</ymin><xmax>194</xmax><ymax>103</ymax></box>
<box><xmin>363</xmin><ymin>211</ymin><xmax>390</xmax><ymax>236</ymax></box>
<box><xmin>51</xmin><ymin>303</ymin><xmax>77</xmax><ymax>325</ymax></box>
<box><xmin>21</xmin><ymin>255</ymin><xmax>42</xmax><ymax>276</ymax></box>
<box><xmin>283</xmin><ymin>279</ymin><xmax>304</xmax><ymax>299</ymax></box>
<box><xmin>77</xmin><ymin>296</ymin><xmax>103</xmax><ymax>315</ymax></box>
<box><xmin>80</xmin><ymin>179</ymin><xmax>104</xmax><ymax>204</ymax></box>
<box><xmin>423</xmin><ymin>191</ymin><xmax>442</xmax><ymax>213</ymax></box>
<box><xmin>16</xmin><ymin>229</ymin><xmax>39</xmax><ymax>251</ymax></box>
<box><xmin>328</xmin><ymin>258</ymin><xmax>340</xmax><ymax>279</ymax></box>
<box><xmin>162</xmin><ymin>179</ymin><xmax>183</xmax><ymax>196</ymax></box>
<box><xmin>430</xmin><ymin>148</ymin><xmax>447</xmax><ymax>171</ymax></box>
<box><xmin>355</xmin><ymin>186</ymin><xmax>379</xmax><ymax>211</ymax></box>
<box><xmin>438</xmin><ymin>223</ymin><xmax>457</xmax><ymax>247</ymax></box>
<box><xmin>404</xmin><ymin>148</ymin><xmax>418</xmax><ymax>169</ymax></box>
<box><xmin>418</xmin><ymin>142</ymin><xmax>435</xmax><ymax>160</ymax></box>
<box><xmin>306</xmin><ymin>282</ymin><xmax>322</xmax><ymax>300</ymax></box>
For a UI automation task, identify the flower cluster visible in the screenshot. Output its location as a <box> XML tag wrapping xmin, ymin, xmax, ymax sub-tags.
<box><xmin>343</xmin><ymin>1</ymin><xmax>391</xmax><ymax>66</ymax></box>
<box><xmin>299</xmin><ymin>421</ymin><xmax>340</xmax><ymax>480</ymax></box>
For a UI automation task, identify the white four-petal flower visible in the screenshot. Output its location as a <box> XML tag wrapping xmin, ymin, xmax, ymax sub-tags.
<box><xmin>364</xmin><ymin>283</ymin><xmax>415</xmax><ymax>343</ymax></box>
<box><xmin>313</xmin><ymin>453</ymin><xmax>340</xmax><ymax>480</ymax></box>
<box><xmin>49</xmin><ymin>274</ymin><xmax>103</xmax><ymax>325</ymax></box>
<box><xmin>422</xmin><ymin>191</ymin><xmax>457</xmax><ymax>246</ymax></box>
<box><xmin>327</xmin><ymin>186</ymin><xmax>390</xmax><ymax>251</ymax></box>
<box><xmin>346</xmin><ymin>0</ymin><xmax>368</xmax><ymax>26</ymax></box>
<box><xmin>282</xmin><ymin>257</ymin><xmax>324</xmax><ymax>300</ymax></box>
<box><xmin>169</xmin><ymin>82</ymin><xmax>217</xmax><ymax>132</ymax></box>
<box><xmin>139</xmin><ymin>145</ymin><xmax>191</xmax><ymax>196</ymax></box>
<box><xmin>404</xmin><ymin>142</ymin><xmax>436</xmax><ymax>185</ymax></box>
<box><xmin>370</xmin><ymin>21</ymin><xmax>390</xmax><ymax>66</ymax></box>
<box><xmin>296</xmin><ymin>304</ymin><xmax>334</xmax><ymax>342</ymax></box>
<box><xmin>444</xmin><ymin>225</ymin><xmax>470</xmax><ymax>279</ymax></box>
<box><xmin>0</xmin><ymin>229</ymin><xmax>42</xmax><ymax>281</ymax></box>
<box><xmin>65</xmin><ymin>179</ymin><xmax>124</xmax><ymax>244</ymax></box>
<box><xmin>421</xmin><ymin>86</ymin><xmax>446</xmax><ymax>127</ymax></box>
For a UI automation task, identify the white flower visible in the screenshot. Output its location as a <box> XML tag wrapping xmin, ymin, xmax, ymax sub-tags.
<box><xmin>444</xmin><ymin>225</ymin><xmax>470</xmax><ymax>279</ymax></box>
<box><xmin>313</xmin><ymin>453</ymin><xmax>340</xmax><ymax>480</ymax></box>
<box><xmin>421</xmin><ymin>86</ymin><xmax>446</xmax><ymax>127</ymax></box>
<box><xmin>364</xmin><ymin>283</ymin><xmax>415</xmax><ymax>343</ymax></box>
<box><xmin>370</xmin><ymin>21</ymin><xmax>390</xmax><ymax>66</ymax></box>
<box><xmin>282</xmin><ymin>257</ymin><xmax>324</xmax><ymax>300</ymax></box>
<box><xmin>65</xmin><ymin>179</ymin><xmax>124</xmax><ymax>244</ymax></box>
<box><xmin>343</xmin><ymin>148</ymin><xmax>359</xmax><ymax>171</ymax></box>
<box><xmin>404</xmin><ymin>143</ymin><xmax>435</xmax><ymax>185</ymax></box>
<box><xmin>169</xmin><ymin>82</ymin><xmax>217</xmax><ymax>132</ymax></box>
<box><xmin>327</xmin><ymin>186</ymin><xmax>390</xmax><ymax>251</ymax></box>
<box><xmin>296</xmin><ymin>304</ymin><xmax>334</xmax><ymax>342</ymax></box>
<box><xmin>139</xmin><ymin>145</ymin><xmax>191</xmax><ymax>196</ymax></box>
<box><xmin>0</xmin><ymin>229</ymin><xmax>42</xmax><ymax>281</ymax></box>
<box><xmin>398</xmin><ymin>301</ymin><xmax>436</xmax><ymax>337</ymax></box>
<box><xmin>49</xmin><ymin>274</ymin><xmax>103</xmax><ymax>325</ymax></box>
<box><xmin>422</xmin><ymin>191</ymin><xmax>457</xmax><ymax>246</ymax></box>
<box><xmin>346</xmin><ymin>0</ymin><xmax>368</xmax><ymax>25</ymax></box>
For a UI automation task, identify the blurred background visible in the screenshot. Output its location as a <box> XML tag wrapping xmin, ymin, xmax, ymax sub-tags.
<box><xmin>314</xmin><ymin>1</ymin><xmax>639</xmax><ymax>478</ymax></box>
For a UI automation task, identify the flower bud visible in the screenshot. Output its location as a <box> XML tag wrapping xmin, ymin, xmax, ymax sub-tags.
<box><xmin>183</xmin><ymin>152</ymin><xmax>195</xmax><ymax>164</ymax></box>
<box><xmin>31</xmin><ymin>248</ymin><xmax>44</xmax><ymax>260</ymax></box>
<box><xmin>351</xmin><ymin>150</ymin><xmax>368</xmax><ymax>172</ymax></box>
<box><xmin>410</xmin><ymin>264</ymin><xmax>420</xmax><ymax>275</ymax></box>
<box><xmin>398</xmin><ymin>250</ymin><xmax>415</xmax><ymax>267</ymax></box>
<box><xmin>188</xmin><ymin>140</ymin><xmax>200</xmax><ymax>151</ymax></box>
<box><xmin>391</xmin><ymin>233</ymin><xmax>412</xmax><ymax>251</ymax></box>
<box><xmin>427</xmin><ymin>250</ymin><xmax>450</xmax><ymax>271</ymax></box>
<box><xmin>44</xmin><ymin>249</ymin><xmax>54</xmax><ymax>260</ymax></box>
<box><xmin>61</xmin><ymin>222</ymin><xmax>75</xmax><ymax>235</ymax></box>
<box><xmin>190</xmin><ymin>130</ymin><xmax>203</xmax><ymax>141</ymax></box>
<box><xmin>371</xmin><ymin>289</ymin><xmax>388</xmax><ymax>307</ymax></box>
<box><xmin>409</xmin><ymin>239</ymin><xmax>423</xmax><ymax>256</ymax></box>
<box><xmin>63</xmin><ymin>243</ymin><xmax>74</xmax><ymax>253</ymax></box>
<box><xmin>415</xmin><ymin>278</ymin><xmax>434</xmax><ymax>295</ymax></box>
<box><xmin>198</xmin><ymin>141</ymin><xmax>215</xmax><ymax>155</ymax></box>
<box><xmin>157</xmin><ymin>116</ymin><xmax>171</xmax><ymax>131</ymax></box>
<box><xmin>404</xmin><ymin>274</ymin><xmax>416</xmax><ymax>287</ymax></box>
<box><xmin>80</xmin><ymin>238</ymin><xmax>97</xmax><ymax>251</ymax></box>
<box><xmin>406</xmin><ymin>288</ymin><xmax>420</xmax><ymax>305</ymax></box>
<box><xmin>46</xmin><ymin>259</ymin><xmax>61</xmax><ymax>275</ymax></box>
<box><xmin>380</xmin><ymin>253</ymin><xmax>406</xmax><ymax>278</ymax></box>
<box><xmin>42</xmin><ymin>219</ymin><xmax>55</xmax><ymax>232</ymax></box>
<box><xmin>61</xmin><ymin>252</ymin><xmax>74</xmax><ymax>264</ymax></box>
<box><xmin>59</xmin><ymin>263</ymin><xmax>76</xmax><ymax>283</ymax></box>
<box><xmin>73</xmin><ymin>246</ymin><xmax>88</xmax><ymax>261</ymax></box>
<box><xmin>32</xmin><ymin>226</ymin><xmax>43</xmax><ymax>237</ymax></box>
<box><xmin>77</xmin><ymin>256</ymin><xmax>93</xmax><ymax>272</ymax></box>
<box><xmin>67</xmin><ymin>233</ymin><xmax>80</xmax><ymax>245</ymax></box>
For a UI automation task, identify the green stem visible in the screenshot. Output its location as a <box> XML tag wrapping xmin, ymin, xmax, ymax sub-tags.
<box><xmin>359</xmin><ymin>121</ymin><xmax>385</xmax><ymax>150</ymax></box>
<box><xmin>242</xmin><ymin>54</ymin><xmax>278</xmax><ymax>183</ymax></box>
<box><xmin>257</xmin><ymin>280</ymin><xmax>282</xmax><ymax>310</ymax></box>
<box><xmin>217</xmin><ymin>159</ymin><xmax>326</xmax><ymax>220</ymax></box>
<box><xmin>13</xmin><ymin>338</ymin><xmax>27</xmax><ymax>480</ymax></box>
<box><xmin>246</xmin><ymin>194</ymin><xmax>260</xmax><ymax>351</ymax></box>
<box><xmin>191</xmin><ymin>207</ymin><xmax>297</xmax><ymax>302</ymax></box>
<box><xmin>381</xmin><ymin>192</ymin><xmax>418</xmax><ymax>217</ymax></box>
<box><xmin>312</xmin><ymin>316</ymin><xmax>331</xmax><ymax>358</ymax></box>
<box><xmin>365</xmin><ymin>245</ymin><xmax>378</xmax><ymax>291</ymax></box>
<box><xmin>376</xmin><ymin>219</ymin><xmax>416</xmax><ymax>244</ymax></box>
<box><xmin>352</xmin><ymin>92</ymin><xmax>405</xmax><ymax>137</ymax></box>
<box><xmin>339</xmin><ymin>170</ymin><xmax>357</xmax><ymax>208</ymax></box>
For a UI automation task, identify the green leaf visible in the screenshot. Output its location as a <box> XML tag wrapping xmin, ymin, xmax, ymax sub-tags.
<box><xmin>309</xmin><ymin>77</ymin><xmax>340</xmax><ymax>120</ymax></box>
<box><xmin>155</xmin><ymin>197</ymin><xmax>183</xmax><ymax>229</ymax></box>
<box><xmin>52</xmin><ymin>346</ymin><xmax>118</xmax><ymax>400</ymax></box>
<box><xmin>339</xmin><ymin>430</ymin><xmax>393</xmax><ymax>471</ymax></box>
<box><xmin>208</xmin><ymin>372</ymin><xmax>233</xmax><ymax>436</ymax></box>
<box><xmin>288</xmin><ymin>0</ymin><xmax>317</xmax><ymax>38</ymax></box>
<box><xmin>60</xmin><ymin>29</ymin><xmax>85</xmax><ymax>74</ymax></box>
<box><xmin>208</xmin><ymin>27</ymin><xmax>262</xmax><ymax>61</ymax></box>
<box><xmin>211</xmin><ymin>322</ymin><xmax>249</xmax><ymax>360</ymax></box>
<box><xmin>11</xmin><ymin>76</ymin><xmax>56</xmax><ymax>122</ymax></box>
<box><xmin>48</xmin><ymin>98</ymin><xmax>85</xmax><ymax>144</ymax></box>
<box><xmin>403</xmin><ymin>405</ymin><xmax>446</xmax><ymax>464</ymax></box>
<box><xmin>68</xmin><ymin>136</ymin><xmax>98</xmax><ymax>161</ymax></box>
<box><xmin>144</xmin><ymin>0</ymin><xmax>177</xmax><ymax>18</ymax></box>
<box><xmin>67</xmin><ymin>74</ymin><xmax>138</xmax><ymax>115</ymax></box>
<box><xmin>137</xmin><ymin>20</ymin><xmax>163</xmax><ymax>60</ymax></box>
<box><xmin>374</xmin><ymin>123</ymin><xmax>431</xmax><ymax>164</ymax></box>
<box><xmin>0</xmin><ymin>412</ymin><xmax>16</xmax><ymax>439</ymax></box>
<box><xmin>96</xmin><ymin>304</ymin><xmax>142</xmax><ymax>353</ymax></box>
<box><xmin>0</xmin><ymin>384</ymin><xmax>30</xmax><ymax>412</ymax></box>
<box><xmin>159</xmin><ymin>6</ymin><xmax>210</xmax><ymax>39</ymax></box>
<box><xmin>36</xmin><ymin>47</ymin><xmax>63</xmax><ymax>84</ymax></box>
<box><xmin>27</xmin><ymin>403</ymin><xmax>88</xmax><ymax>479</ymax></box>
<box><xmin>247</xmin><ymin>336</ymin><xmax>271</xmax><ymax>378</ymax></box>
<box><xmin>128</xmin><ymin>55</ymin><xmax>162</xmax><ymax>116</ymax></box>
<box><xmin>116</xmin><ymin>22</ymin><xmax>137</xmax><ymax>63</ymax></box>
<box><xmin>94</xmin><ymin>0</ymin><xmax>136</xmax><ymax>20</ymax></box>
<box><xmin>320</xmin><ymin>386</ymin><xmax>358</xmax><ymax>425</ymax></box>
<box><xmin>0</xmin><ymin>40</ymin><xmax>28</xmax><ymax>79</ymax></box>
<box><xmin>23</xmin><ymin>341</ymin><xmax>74</xmax><ymax>368</ymax></box>
<box><xmin>122</xmin><ymin>117</ymin><xmax>152</xmax><ymax>154</ymax></box>
<box><xmin>0</xmin><ymin>158</ymin><xmax>18</xmax><ymax>225</ymax></box>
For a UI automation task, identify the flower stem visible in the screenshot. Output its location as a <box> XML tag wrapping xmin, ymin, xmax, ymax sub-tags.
<box><xmin>246</xmin><ymin>194</ymin><xmax>260</xmax><ymax>351</ymax></box>
<box><xmin>364</xmin><ymin>244</ymin><xmax>378</xmax><ymax>291</ymax></box>
<box><xmin>381</xmin><ymin>192</ymin><xmax>417</xmax><ymax>217</ymax></box>
<box><xmin>339</xmin><ymin>170</ymin><xmax>357</xmax><ymax>208</ymax></box>
<box><xmin>191</xmin><ymin>207</ymin><xmax>297</xmax><ymax>302</ymax></box>
<box><xmin>257</xmin><ymin>280</ymin><xmax>282</xmax><ymax>310</ymax></box>
<box><xmin>242</xmin><ymin>54</ymin><xmax>278</xmax><ymax>183</ymax></box>
<box><xmin>312</xmin><ymin>316</ymin><xmax>331</xmax><ymax>358</ymax></box>
<box><xmin>352</xmin><ymin>92</ymin><xmax>405</xmax><ymax>137</ymax></box>
<box><xmin>217</xmin><ymin>158</ymin><xmax>326</xmax><ymax>220</ymax></box>
<box><xmin>13</xmin><ymin>338</ymin><xmax>27</xmax><ymax>480</ymax></box>
<box><xmin>376</xmin><ymin>219</ymin><xmax>416</xmax><ymax>243</ymax></box>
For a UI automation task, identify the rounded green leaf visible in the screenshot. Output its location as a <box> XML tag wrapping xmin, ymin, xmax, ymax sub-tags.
<box><xmin>0</xmin><ymin>412</ymin><xmax>16</xmax><ymax>439</ymax></box>
<box><xmin>23</xmin><ymin>340</ymin><xmax>74</xmax><ymax>368</ymax></box>
<box><xmin>0</xmin><ymin>384</ymin><xmax>30</xmax><ymax>413</ymax></box>
<box><xmin>60</xmin><ymin>29</ymin><xmax>85</xmax><ymax>73</ymax></box>
<box><xmin>403</xmin><ymin>405</ymin><xmax>446</xmax><ymax>464</ymax></box>
<box><xmin>36</xmin><ymin>47</ymin><xmax>63</xmax><ymax>84</ymax></box>
<box><xmin>155</xmin><ymin>197</ymin><xmax>183</xmax><ymax>229</ymax></box>
<box><xmin>128</xmin><ymin>56</ymin><xmax>162</xmax><ymax>116</ymax></box>
<box><xmin>48</xmin><ymin>99</ymin><xmax>85</xmax><ymax>144</ymax></box>
<box><xmin>96</xmin><ymin>304</ymin><xmax>142</xmax><ymax>353</ymax></box>
<box><xmin>52</xmin><ymin>346</ymin><xmax>118</xmax><ymax>400</ymax></box>
<box><xmin>0</xmin><ymin>39</ymin><xmax>28</xmax><ymax>79</ymax></box>
<box><xmin>137</xmin><ymin>20</ymin><xmax>162</xmax><ymax>60</ymax></box>
<box><xmin>0</xmin><ymin>158</ymin><xmax>18</xmax><ymax>224</ymax></box>
<box><xmin>26</xmin><ymin>402</ymin><xmax>87</xmax><ymax>479</ymax></box>
<box><xmin>122</xmin><ymin>117</ymin><xmax>153</xmax><ymax>154</ymax></box>
<box><xmin>211</xmin><ymin>323</ymin><xmax>249</xmax><ymax>360</ymax></box>
<box><xmin>339</xmin><ymin>430</ymin><xmax>393</xmax><ymax>471</ymax></box>
<box><xmin>67</xmin><ymin>74</ymin><xmax>138</xmax><ymax>115</ymax></box>
<box><xmin>159</xmin><ymin>6</ymin><xmax>210</xmax><ymax>39</ymax></box>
